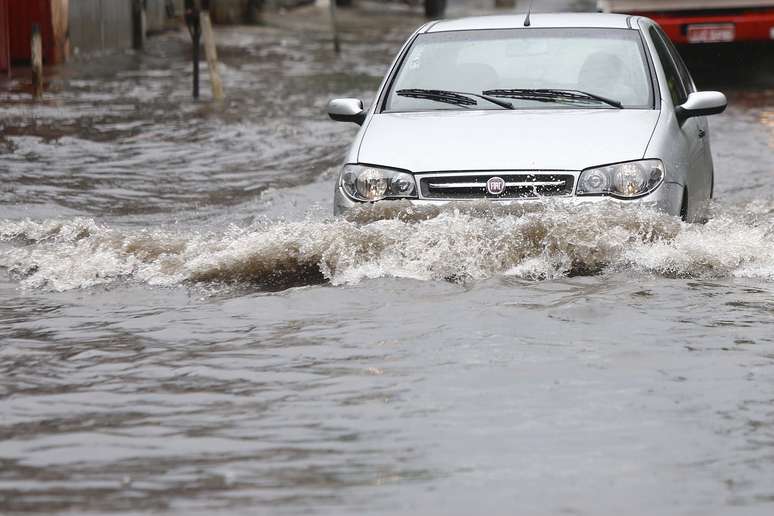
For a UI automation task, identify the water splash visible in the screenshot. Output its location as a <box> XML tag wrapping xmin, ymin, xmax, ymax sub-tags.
<box><xmin>1</xmin><ymin>201</ymin><xmax>773</xmax><ymax>292</ymax></box>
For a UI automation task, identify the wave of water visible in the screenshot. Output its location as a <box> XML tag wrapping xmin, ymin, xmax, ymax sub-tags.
<box><xmin>1</xmin><ymin>201</ymin><xmax>773</xmax><ymax>291</ymax></box>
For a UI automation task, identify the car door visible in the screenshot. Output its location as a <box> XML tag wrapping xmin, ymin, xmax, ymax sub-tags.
<box><xmin>661</xmin><ymin>32</ymin><xmax>714</xmax><ymax>200</ymax></box>
<box><xmin>649</xmin><ymin>27</ymin><xmax>707</xmax><ymax>213</ymax></box>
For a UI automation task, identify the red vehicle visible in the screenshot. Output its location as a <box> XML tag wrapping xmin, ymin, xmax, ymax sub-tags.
<box><xmin>598</xmin><ymin>0</ymin><xmax>774</xmax><ymax>44</ymax></box>
<box><xmin>0</xmin><ymin>0</ymin><xmax>8</xmax><ymax>74</ymax></box>
<box><xmin>0</xmin><ymin>0</ymin><xmax>68</xmax><ymax>73</ymax></box>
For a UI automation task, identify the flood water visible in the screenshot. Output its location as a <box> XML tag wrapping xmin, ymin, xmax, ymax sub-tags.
<box><xmin>1</xmin><ymin>1</ymin><xmax>774</xmax><ymax>514</ymax></box>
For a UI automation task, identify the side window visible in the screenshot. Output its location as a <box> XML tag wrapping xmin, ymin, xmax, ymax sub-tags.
<box><xmin>661</xmin><ymin>30</ymin><xmax>696</xmax><ymax>95</ymax></box>
<box><xmin>649</xmin><ymin>26</ymin><xmax>687</xmax><ymax>107</ymax></box>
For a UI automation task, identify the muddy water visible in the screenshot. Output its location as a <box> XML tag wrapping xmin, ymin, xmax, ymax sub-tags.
<box><xmin>1</xmin><ymin>1</ymin><xmax>774</xmax><ymax>514</ymax></box>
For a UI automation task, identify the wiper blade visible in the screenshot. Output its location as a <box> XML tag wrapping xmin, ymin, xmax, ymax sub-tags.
<box><xmin>396</xmin><ymin>89</ymin><xmax>514</xmax><ymax>110</ymax></box>
<box><xmin>483</xmin><ymin>88</ymin><xmax>623</xmax><ymax>109</ymax></box>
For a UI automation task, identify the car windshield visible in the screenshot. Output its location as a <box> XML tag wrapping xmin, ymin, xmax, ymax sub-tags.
<box><xmin>384</xmin><ymin>28</ymin><xmax>654</xmax><ymax>112</ymax></box>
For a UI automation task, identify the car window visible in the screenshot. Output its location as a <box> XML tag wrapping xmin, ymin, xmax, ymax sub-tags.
<box><xmin>659</xmin><ymin>27</ymin><xmax>696</xmax><ymax>95</ymax></box>
<box><xmin>384</xmin><ymin>28</ymin><xmax>654</xmax><ymax>112</ymax></box>
<box><xmin>649</xmin><ymin>26</ymin><xmax>688</xmax><ymax>106</ymax></box>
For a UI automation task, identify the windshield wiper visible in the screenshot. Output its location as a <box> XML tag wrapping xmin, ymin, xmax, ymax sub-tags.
<box><xmin>483</xmin><ymin>88</ymin><xmax>623</xmax><ymax>109</ymax></box>
<box><xmin>396</xmin><ymin>89</ymin><xmax>514</xmax><ymax>110</ymax></box>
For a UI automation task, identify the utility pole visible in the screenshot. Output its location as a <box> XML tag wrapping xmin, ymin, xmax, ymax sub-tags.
<box><xmin>184</xmin><ymin>0</ymin><xmax>202</xmax><ymax>98</ymax></box>
<box><xmin>329</xmin><ymin>0</ymin><xmax>341</xmax><ymax>54</ymax></box>
<box><xmin>132</xmin><ymin>0</ymin><xmax>146</xmax><ymax>51</ymax></box>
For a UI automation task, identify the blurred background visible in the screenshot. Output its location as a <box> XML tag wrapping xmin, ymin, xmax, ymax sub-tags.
<box><xmin>1</xmin><ymin>1</ymin><xmax>774</xmax><ymax>515</ymax></box>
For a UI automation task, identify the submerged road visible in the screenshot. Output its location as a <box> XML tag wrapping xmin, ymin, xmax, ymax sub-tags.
<box><xmin>1</xmin><ymin>0</ymin><xmax>774</xmax><ymax>514</ymax></box>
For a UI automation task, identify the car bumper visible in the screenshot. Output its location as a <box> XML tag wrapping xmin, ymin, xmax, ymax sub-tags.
<box><xmin>334</xmin><ymin>181</ymin><xmax>685</xmax><ymax>217</ymax></box>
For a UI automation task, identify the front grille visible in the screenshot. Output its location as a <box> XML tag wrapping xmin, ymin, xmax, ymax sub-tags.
<box><xmin>418</xmin><ymin>172</ymin><xmax>575</xmax><ymax>200</ymax></box>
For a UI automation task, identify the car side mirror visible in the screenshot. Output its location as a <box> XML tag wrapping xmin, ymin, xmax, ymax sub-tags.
<box><xmin>327</xmin><ymin>98</ymin><xmax>367</xmax><ymax>125</ymax></box>
<box><xmin>676</xmin><ymin>91</ymin><xmax>727</xmax><ymax>124</ymax></box>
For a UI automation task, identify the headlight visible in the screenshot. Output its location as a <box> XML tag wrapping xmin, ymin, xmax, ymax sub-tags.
<box><xmin>576</xmin><ymin>160</ymin><xmax>664</xmax><ymax>199</ymax></box>
<box><xmin>340</xmin><ymin>164</ymin><xmax>417</xmax><ymax>202</ymax></box>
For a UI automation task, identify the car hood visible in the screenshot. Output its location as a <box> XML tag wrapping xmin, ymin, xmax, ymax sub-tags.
<box><xmin>357</xmin><ymin>109</ymin><xmax>660</xmax><ymax>172</ymax></box>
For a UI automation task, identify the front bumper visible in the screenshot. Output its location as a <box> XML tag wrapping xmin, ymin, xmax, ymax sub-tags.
<box><xmin>334</xmin><ymin>181</ymin><xmax>685</xmax><ymax>218</ymax></box>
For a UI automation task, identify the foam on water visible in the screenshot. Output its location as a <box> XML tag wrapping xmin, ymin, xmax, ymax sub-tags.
<box><xmin>1</xmin><ymin>201</ymin><xmax>773</xmax><ymax>292</ymax></box>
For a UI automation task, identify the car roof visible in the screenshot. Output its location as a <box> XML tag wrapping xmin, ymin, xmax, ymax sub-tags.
<box><xmin>425</xmin><ymin>13</ymin><xmax>635</xmax><ymax>33</ymax></box>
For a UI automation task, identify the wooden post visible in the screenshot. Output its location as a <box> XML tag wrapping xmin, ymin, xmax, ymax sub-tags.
<box><xmin>329</xmin><ymin>0</ymin><xmax>341</xmax><ymax>54</ymax></box>
<box><xmin>31</xmin><ymin>24</ymin><xmax>43</xmax><ymax>99</ymax></box>
<box><xmin>200</xmin><ymin>11</ymin><xmax>224</xmax><ymax>100</ymax></box>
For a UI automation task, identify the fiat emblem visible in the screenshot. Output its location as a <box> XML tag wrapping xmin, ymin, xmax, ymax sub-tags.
<box><xmin>486</xmin><ymin>176</ymin><xmax>506</xmax><ymax>195</ymax></box>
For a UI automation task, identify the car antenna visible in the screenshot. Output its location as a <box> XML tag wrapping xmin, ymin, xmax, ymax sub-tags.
<box><xmin>524</xmin><ymin>0</ymin><xmax>534</xmax><ymax>27</ymax></box>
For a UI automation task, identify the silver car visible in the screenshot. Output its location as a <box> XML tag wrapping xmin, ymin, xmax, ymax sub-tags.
<box><xmin>327</xmin><ymin>13</ymin><xmax>727</xmax><ymax>221</ymax></box>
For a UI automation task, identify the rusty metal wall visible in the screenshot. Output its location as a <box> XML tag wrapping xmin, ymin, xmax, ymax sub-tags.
<box><xmin>69</xmin><ymin>0</ymin><xmax>133</xmax><ymax>55</ymax></box>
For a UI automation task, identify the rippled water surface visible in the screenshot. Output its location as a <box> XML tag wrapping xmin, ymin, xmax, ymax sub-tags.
<box><xmin>1</xmin><ymin>1</ymin><xmax>774</xmax><ymax>514</ymax></box>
